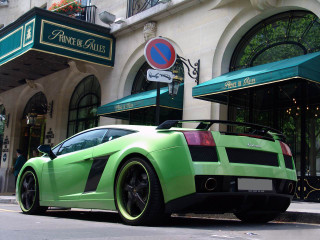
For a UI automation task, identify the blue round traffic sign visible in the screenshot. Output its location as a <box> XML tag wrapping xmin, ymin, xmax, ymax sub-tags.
<box><xmin>144</xmin><ymin>37</ymin><xmax>177</xmax><ymax>70</ymax></box>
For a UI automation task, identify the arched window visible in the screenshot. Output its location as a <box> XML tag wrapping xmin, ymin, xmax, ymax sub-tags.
<box><xmin>67</xmin><ymin>75</ymin><xmax>101</xmax><ymax>137</ymax></box>
<box><xmin>23</xmin><ymin>92</ymin><xmax>48</xmax><ymax>118</ymax></box>
<box><xmin>230</xmin><ymin>11</ymin><xmax>320</xmax><ymax>71</ymax></box>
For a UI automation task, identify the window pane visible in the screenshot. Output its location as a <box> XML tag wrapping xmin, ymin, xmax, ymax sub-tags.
<box><xmin>252</xmin><ymin>44</ymin><xmax>305</xmax><ymax>66</ymax></box>
<box><xmin>102</xmin><ymin>129</ymin><xmax>135</xmax><ymax>143</ymax></box>
<box><xmin>58</xmin><ymin>129</ymin><xmax>106</xmax><ymax>155</ymax></box>
<box><xmin>67</xmin><ymin>121</ymin><xmax>76</xmax><ymax>137</ymax></box>
<box><xmin>69</xmin><ymin>110</ymin><xmax>77</xmax><ymax>121</ymax></box>
<box><xmin>67</xmin><ymin>75</ymin><xmax>101</xmax><ymax>137</ymax></box>
<box><xmin>230</xmin><ymin>11</ymin><xmax>320</xmax><ymax>71</ymax></box>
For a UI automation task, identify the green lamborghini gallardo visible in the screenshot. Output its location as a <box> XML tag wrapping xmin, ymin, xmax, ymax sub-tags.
<box><xmin>17</xmin><ymin>120</ymin><xmax>297</xmax><ymax>225</ymax></box>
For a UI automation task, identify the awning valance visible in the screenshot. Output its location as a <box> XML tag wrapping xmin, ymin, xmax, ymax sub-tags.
<box><xmin>0</xmin><ymin>7</ymin><xmax>115</xmax><ymax>93</ymax></box>
<box><xmin>97</xmin><ymin>84</ymin><xmax>184</xmax><ymax>119</ymax></box>
<box><xmin>192</xmin><ymin>52</ymin><xmax>320</xmax><ymax>103</ymax></box>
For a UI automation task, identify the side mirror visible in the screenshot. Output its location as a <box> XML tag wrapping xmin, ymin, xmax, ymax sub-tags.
<box><xmin>38</xmin><ymin>145</ymin><xmax>56</xmax><ymax>160</ymax></box>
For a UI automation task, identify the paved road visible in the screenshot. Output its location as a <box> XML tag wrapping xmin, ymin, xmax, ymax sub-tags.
<box><xmin>0</xmin><ymin>204</ymin><xmax>319</xmax><ymax>240</ymax></box>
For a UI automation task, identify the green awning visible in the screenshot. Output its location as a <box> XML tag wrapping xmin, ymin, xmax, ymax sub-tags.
<box><xmin>193</xmin><ymin>52</ymin><xmax>320</xmax><ymax>102</ymax></box>
<box><xmin>97</xmin><ymin>84</ymin><xmax>184</xmax><ymax>119</ymax></box>
<box><xmin>0</xmin><ymin>7</ymin><xmax>115</xmax><ymax>93</ymax></box>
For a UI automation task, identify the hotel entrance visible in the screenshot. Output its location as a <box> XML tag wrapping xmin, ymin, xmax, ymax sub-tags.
<box><xmin>20</xmin><ymin>92</ymin><xmax>47</xmax><ymax>159</ymax></box>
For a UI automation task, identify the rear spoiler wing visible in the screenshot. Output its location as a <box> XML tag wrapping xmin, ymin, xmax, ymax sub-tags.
<box><xmin>156</xmin><ymin>120</ymin><xmax>286</xmax><ymax>141</ymax></box>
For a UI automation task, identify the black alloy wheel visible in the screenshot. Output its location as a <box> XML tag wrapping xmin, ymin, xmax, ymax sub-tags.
<box><xmin>115</xmin><ymin>157</ymin><xmax>165</xmax><ymax>225</ymax></box>
<box><xmin>19</xmin><ymin>170</ymin><xmax>46</xmax><ymax>214</ymax></box>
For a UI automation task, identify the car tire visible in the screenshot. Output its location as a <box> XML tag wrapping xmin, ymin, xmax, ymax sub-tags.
<box><xmin>115</xmin><ymin>157</ymin><xmax>165</xmax><ymax>225</ymax></box>
<box><xmin>18</xmin><ymin>170</ymin><xmax>47</xmax><ymax>215</ymax></box>
<box><xmin>234</xmin><ymin>211</ymin><xmax>280</xmax><ymax>223</ymax></box>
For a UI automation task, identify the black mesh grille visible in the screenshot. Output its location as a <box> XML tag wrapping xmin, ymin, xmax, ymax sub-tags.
<box><xmin>226</xmin><ymin>148</ymin><xmax>278</xmax><ymax>166</ymax></box>
<box><xmin>284</xmin><ymin>155</ymin><xmax>294</xmax><ymax>169</ymax></box>
<box><xmin>189</xmin><ymin>146</ymin><xmax>219</xmax><ymax>162</ymax></box>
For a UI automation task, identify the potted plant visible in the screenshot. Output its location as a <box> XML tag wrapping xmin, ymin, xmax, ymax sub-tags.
<box><xmin>48</xmin><ymin>0</ymin><xmax>82</xmax><ymax>16</ymax></box>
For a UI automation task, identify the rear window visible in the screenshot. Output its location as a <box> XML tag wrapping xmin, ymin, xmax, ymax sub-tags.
<box><xmin>102</xmin><ymin>129</ymin><xmax>135</xmax><ymax>143</ymax></box>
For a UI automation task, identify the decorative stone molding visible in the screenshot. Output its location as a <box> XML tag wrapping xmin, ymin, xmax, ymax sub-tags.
<box><xmin>210</xmin><ymin>0</ymin><xmax>237</xmax><ymax>10</ymax></box>
<box><xmin>143</xmin><ymin>21</ymin><xmax>157</xmax><ymax>42</ymax></box>
<box><xmin>250</xmin><ymin>0</ymin><xmax>279</xmax><ymax>11</ymax></box>
<box><xmin>68</xmin><ymin>60</ymin><xmax>87</xmax><ymax>74</ymax></box>
<box><xmin>25</xmin><ymin>79</ymin><xmax>37</xmax><ymax>89</ymax></box>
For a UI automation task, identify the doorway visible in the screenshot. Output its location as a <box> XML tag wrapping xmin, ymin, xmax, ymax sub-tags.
<box><xmin>20</xmin><ymin>92</ymin><xmax>47</xmax><ymax>159</ymax></box>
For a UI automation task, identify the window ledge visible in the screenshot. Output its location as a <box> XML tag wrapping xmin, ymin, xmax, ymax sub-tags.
<box><xmin>111</xmin><ymin>0</ymin><xmax>208</xmax><ymax>36</ymax></box>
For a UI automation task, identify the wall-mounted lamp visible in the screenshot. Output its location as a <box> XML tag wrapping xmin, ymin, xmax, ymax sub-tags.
<box><xmin>168</xmin><ymin>56</ymin><xmax>200</xmax><ymax>98</ymax></box>
<box><xmin>47</xmin><ymin>100</ymin><xmax>54</xmax><ymax>118</ymax></box>
<box><xmin>114</xmin><ymin>17</ymin><xmax>125</xmax><ymax>24</ymax></box>
<box><xmin>99</xmin><ymin>11</ymin><xmax>116</xmax><ymax>25</ymax></box>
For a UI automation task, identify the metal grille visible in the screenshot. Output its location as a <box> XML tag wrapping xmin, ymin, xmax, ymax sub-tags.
<box><xmin>226</xmin><ymin>148</ymin><xmax>279</xmax><ymax>166</ymax></box>
<box><xmin>78</xmin><ymin>5</ymin><xmax>97</xmax><ymax>24</ymax></box>
<box><xmin>127</xmin><ymin>0</ymin><xmax>160</xmax><ymax>18</ymax></box>
<box><xmin>230</xmin><ymin>11</ymin><xmax>320</xmax><ymax>71</ymax></box>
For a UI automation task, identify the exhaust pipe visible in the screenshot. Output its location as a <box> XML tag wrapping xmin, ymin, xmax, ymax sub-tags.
<box><xmin>204</xmin><ymin>178</ymin><xmax>217</xmax><ymax>191</ymax></box>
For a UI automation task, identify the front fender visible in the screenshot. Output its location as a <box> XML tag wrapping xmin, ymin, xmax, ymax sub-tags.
<box><xmin>16</xmin><ymin>157</ymin><xmax>47</xmax><ymax>199</ymax></box>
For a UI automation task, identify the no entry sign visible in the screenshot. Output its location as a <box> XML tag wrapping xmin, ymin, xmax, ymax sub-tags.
<box><xmin>144</xmin><ymin>37</ymin><xmax>177</xmax><ymax>70</ymax></box>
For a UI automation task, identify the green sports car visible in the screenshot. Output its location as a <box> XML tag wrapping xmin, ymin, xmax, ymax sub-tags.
<box><xmin>17</xmin><ymin>120</ymin><xmax>297</xmax><ymax>225</ymax></box>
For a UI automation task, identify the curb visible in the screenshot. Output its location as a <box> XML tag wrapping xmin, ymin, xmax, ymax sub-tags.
<box><xmin>175</xmin><ymin>211</ymin><xmax>320</xmax><ymax>224</ymax></box>
<box><xmin>0</xmin><ymin>198</ymin><xmax>17</xmax><ymax>204</ymax></box>
<box><xmin>1</xmin><ymin>197</ymin><xmax>319</xmax><ymax>224</ymax></box>
<box><xmin>276</xmin><ymin>211</ymin><xmax>320</xmax><ymax>224</ymax></box>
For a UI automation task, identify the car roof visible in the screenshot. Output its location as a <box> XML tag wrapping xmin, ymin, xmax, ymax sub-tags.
<box><xmin>91</xmin><ymin>125</ymin><xmax>157</xmax><ymax>132</ymax></box>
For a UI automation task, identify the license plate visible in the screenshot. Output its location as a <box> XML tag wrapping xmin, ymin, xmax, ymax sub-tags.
<box><xmin>238</xmin><ymin>178</ymin><xmax>273</xmax><ymax>192</ymax></box>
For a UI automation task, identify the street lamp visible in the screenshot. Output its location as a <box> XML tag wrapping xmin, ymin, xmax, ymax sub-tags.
<box><xmin>168</xmin><ymin>71</ymin><xmax>183</xmax><ymax>97</ymax></box>
<box><xmin>168</xmin><ymin>56</ymin><xmax>200</xmax><ymax>98</ymax></box>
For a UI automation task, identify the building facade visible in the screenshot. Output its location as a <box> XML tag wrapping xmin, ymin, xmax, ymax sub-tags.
<box><xmin>1</xmin><ymin>0</ymin><xmax>320</xmax><ymax>201</ymax></box>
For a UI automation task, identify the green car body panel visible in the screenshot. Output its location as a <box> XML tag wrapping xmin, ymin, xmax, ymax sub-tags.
<box><xmin>16</xmin><ymin>122</ymin><xmax>297</xmax><ymax>224</ymax></box>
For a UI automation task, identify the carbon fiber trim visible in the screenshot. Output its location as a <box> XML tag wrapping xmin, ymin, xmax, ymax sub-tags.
<box><xmin>84</xmin><ymin>155</ymin><xmax>110</xmax><ymax>193</ymax></box>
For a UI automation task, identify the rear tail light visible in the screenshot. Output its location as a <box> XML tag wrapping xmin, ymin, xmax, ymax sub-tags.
<box><xmin>280</xmin><ymin>141</ymin><xmax>294</xmax><ymax>169</ymax></box>
<box><xmin>280</xmin><ymin>141</ymin><xmax>292</xmax><ymax>156</ymax></box>
<box><xmin>182</xmin><ymin>131</ymin><xmax>215</xmax><ymax>146</ymax></box>
<box><xmin>182</xmin><ymin>131</ymin><xmax>218</xmax><ymax>162</ymax></box>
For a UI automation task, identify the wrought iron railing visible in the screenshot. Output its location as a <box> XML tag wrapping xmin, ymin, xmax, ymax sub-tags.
<box><xmin>127</xmin><ymin>0</ymin><xmax>161</xmax><ymax>18</ymax></box>
<box><xmin>76</xmin><ymin>5</ymin><xmax>97</xmax><ymax>24</ymax></box>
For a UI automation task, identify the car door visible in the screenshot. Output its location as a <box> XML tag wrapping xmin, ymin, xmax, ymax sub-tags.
<box><xmin>79</xmin><ymin>128</ymin><xmax>136</xmax><ymax>206</ymax></box>
<box><xmin>41</xmin><ymin>129</ymin><xmax>107</xmax><ymax>203</ymax></box>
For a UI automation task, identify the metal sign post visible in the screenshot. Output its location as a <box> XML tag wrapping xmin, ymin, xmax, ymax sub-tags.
<box><xmin>144</xmin><ymin>37</ymin><xmax>177</xmax><ymax>125</ymax></box>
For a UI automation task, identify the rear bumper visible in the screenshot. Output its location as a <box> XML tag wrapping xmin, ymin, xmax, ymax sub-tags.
<box><xmin>165</xmin><ymin>192</ymin><xmax>293</xmax><ymax>214</ymax></box>
<box><xmin>165</xmin><ymin>175</ymin><xmax>296</xmax><ymax>214</ymax></box>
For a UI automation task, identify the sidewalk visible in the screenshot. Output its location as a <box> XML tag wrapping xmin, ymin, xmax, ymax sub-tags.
<box><xmin>0</xmin><ymin>193</ymin><xmax>319</xmax><ymax>224</ymax></box>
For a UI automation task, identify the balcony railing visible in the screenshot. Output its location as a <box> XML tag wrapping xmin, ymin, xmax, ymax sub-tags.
<box><xmin>127</xmin><ymin>0</ymin><xmax>161</xmax><ymax>18</ymax></box>
<box><xmin>75</xmin><ymin>5</ymin><xmax>97</xmax><ymax>24</ymax></box>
